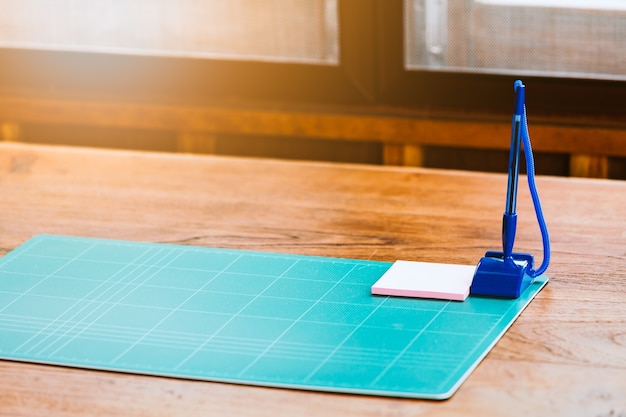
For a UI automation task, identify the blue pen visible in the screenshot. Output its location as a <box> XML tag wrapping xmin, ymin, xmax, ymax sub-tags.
<box><xmin>502</xmin><ymin>80</ymin><xmax>525</xmax><ymax>258</ymax></box>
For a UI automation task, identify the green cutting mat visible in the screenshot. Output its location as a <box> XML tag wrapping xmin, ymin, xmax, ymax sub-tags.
<box><xmin>0</xmin><ymin>235</ymin><xmax>547</xmax><ymax>399</ymax></box>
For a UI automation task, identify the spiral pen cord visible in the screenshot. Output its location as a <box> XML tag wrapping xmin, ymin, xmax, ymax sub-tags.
<box><xmin>521</xmin><ymin>106</ymin><xmax>551</xmax><ymax>277</ymax></box>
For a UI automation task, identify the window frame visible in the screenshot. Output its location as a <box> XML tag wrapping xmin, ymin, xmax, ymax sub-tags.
<box><xmin>0</xmin><ymin>0</ymin><xmax>624</xmax><ymax>122</ymax></box>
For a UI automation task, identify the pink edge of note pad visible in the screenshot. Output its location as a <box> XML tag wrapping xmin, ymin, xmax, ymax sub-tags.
<box><xmin>371</xmin><ymin>260</ymin><xmax>476</xmax><ymax>301</ymax></box>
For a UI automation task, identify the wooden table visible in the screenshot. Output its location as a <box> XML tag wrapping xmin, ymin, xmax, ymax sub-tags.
<box><xmin>0</xmin><ymin>143</ymin><xmax>624</xmax><ymax>416</ymax></box>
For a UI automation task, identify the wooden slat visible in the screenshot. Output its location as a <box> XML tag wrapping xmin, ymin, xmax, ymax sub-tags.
<box><xmin>176</xmin><ymin>132</ymin><xmax>218</xmax><ymax>154</ymax></box>
<box><xmin>1</xmin><ymin>96</ymin><xmax>625</xmax><ymax>158</ymax></box>
<box><xmin>383</xmin><ymin>144</ymin><xmax>425</xmax><ymax>166</ymax></box>
<box><xmin>569</xmin><ymin>154</ymin><xmax>609</xmax><ymax>178</ymax></box>
<box><xmin>0</xmin><ymin>122</ymin><xmax>22</xmax><ymax>142</ymax></box>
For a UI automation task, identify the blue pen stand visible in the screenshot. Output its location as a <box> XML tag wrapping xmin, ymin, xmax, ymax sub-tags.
<box><xmin>470</xmin><ymin>251</ymin><xmax>534</xmax><ymax>298</ymax></box>
<box><xmin>469</xmin><ymin>80</ymin><xmax>549</xmax><ymax>299</ymax></box>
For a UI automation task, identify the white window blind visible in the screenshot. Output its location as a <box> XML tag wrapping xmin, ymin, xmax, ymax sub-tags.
<box><xmin>405</xmin><ymin>0</ymin><xmax>626</xmax><ymax>80</ymax></box>
<box><xmin>0</xmin><ymin>0</ymin><xmax>339</xmax><ymax>64</ymax></box>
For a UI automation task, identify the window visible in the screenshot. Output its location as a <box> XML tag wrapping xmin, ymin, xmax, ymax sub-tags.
<box><xmin>0</xmin><ymin>1</ymin><xmax>360</xmax><ymax>104</ymax></box>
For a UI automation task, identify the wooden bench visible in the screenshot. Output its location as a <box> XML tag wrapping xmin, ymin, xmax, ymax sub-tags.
<box><xmin>1</xmin><ymin>95</ymin><xmax>624</xmax><ymax>178</ymax></box>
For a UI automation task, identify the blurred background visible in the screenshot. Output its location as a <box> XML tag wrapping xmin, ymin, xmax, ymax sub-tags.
<box><xmin>0</xmin><ymin>0</ymin><xmax>624</xmax><ymax>178</ymax></box>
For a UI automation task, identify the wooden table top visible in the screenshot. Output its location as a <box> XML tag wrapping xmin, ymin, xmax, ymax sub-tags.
<box><xmin>0</xmin><ymin>143</ymin><xmax>624</xmax><ymax>416</ymax></box>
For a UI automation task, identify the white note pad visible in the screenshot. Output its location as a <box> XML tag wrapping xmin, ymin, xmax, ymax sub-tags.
<box><xmin>371</xmin><ymin>260</ymin><xmax>476</xmax><ymax>301</ymax></box>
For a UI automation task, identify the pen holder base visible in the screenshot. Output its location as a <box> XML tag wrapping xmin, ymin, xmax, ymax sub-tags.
<box><xmin>470</xmin><ymin>251</ymin><xmax>534</xmax><ymax>298</ymax></box>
